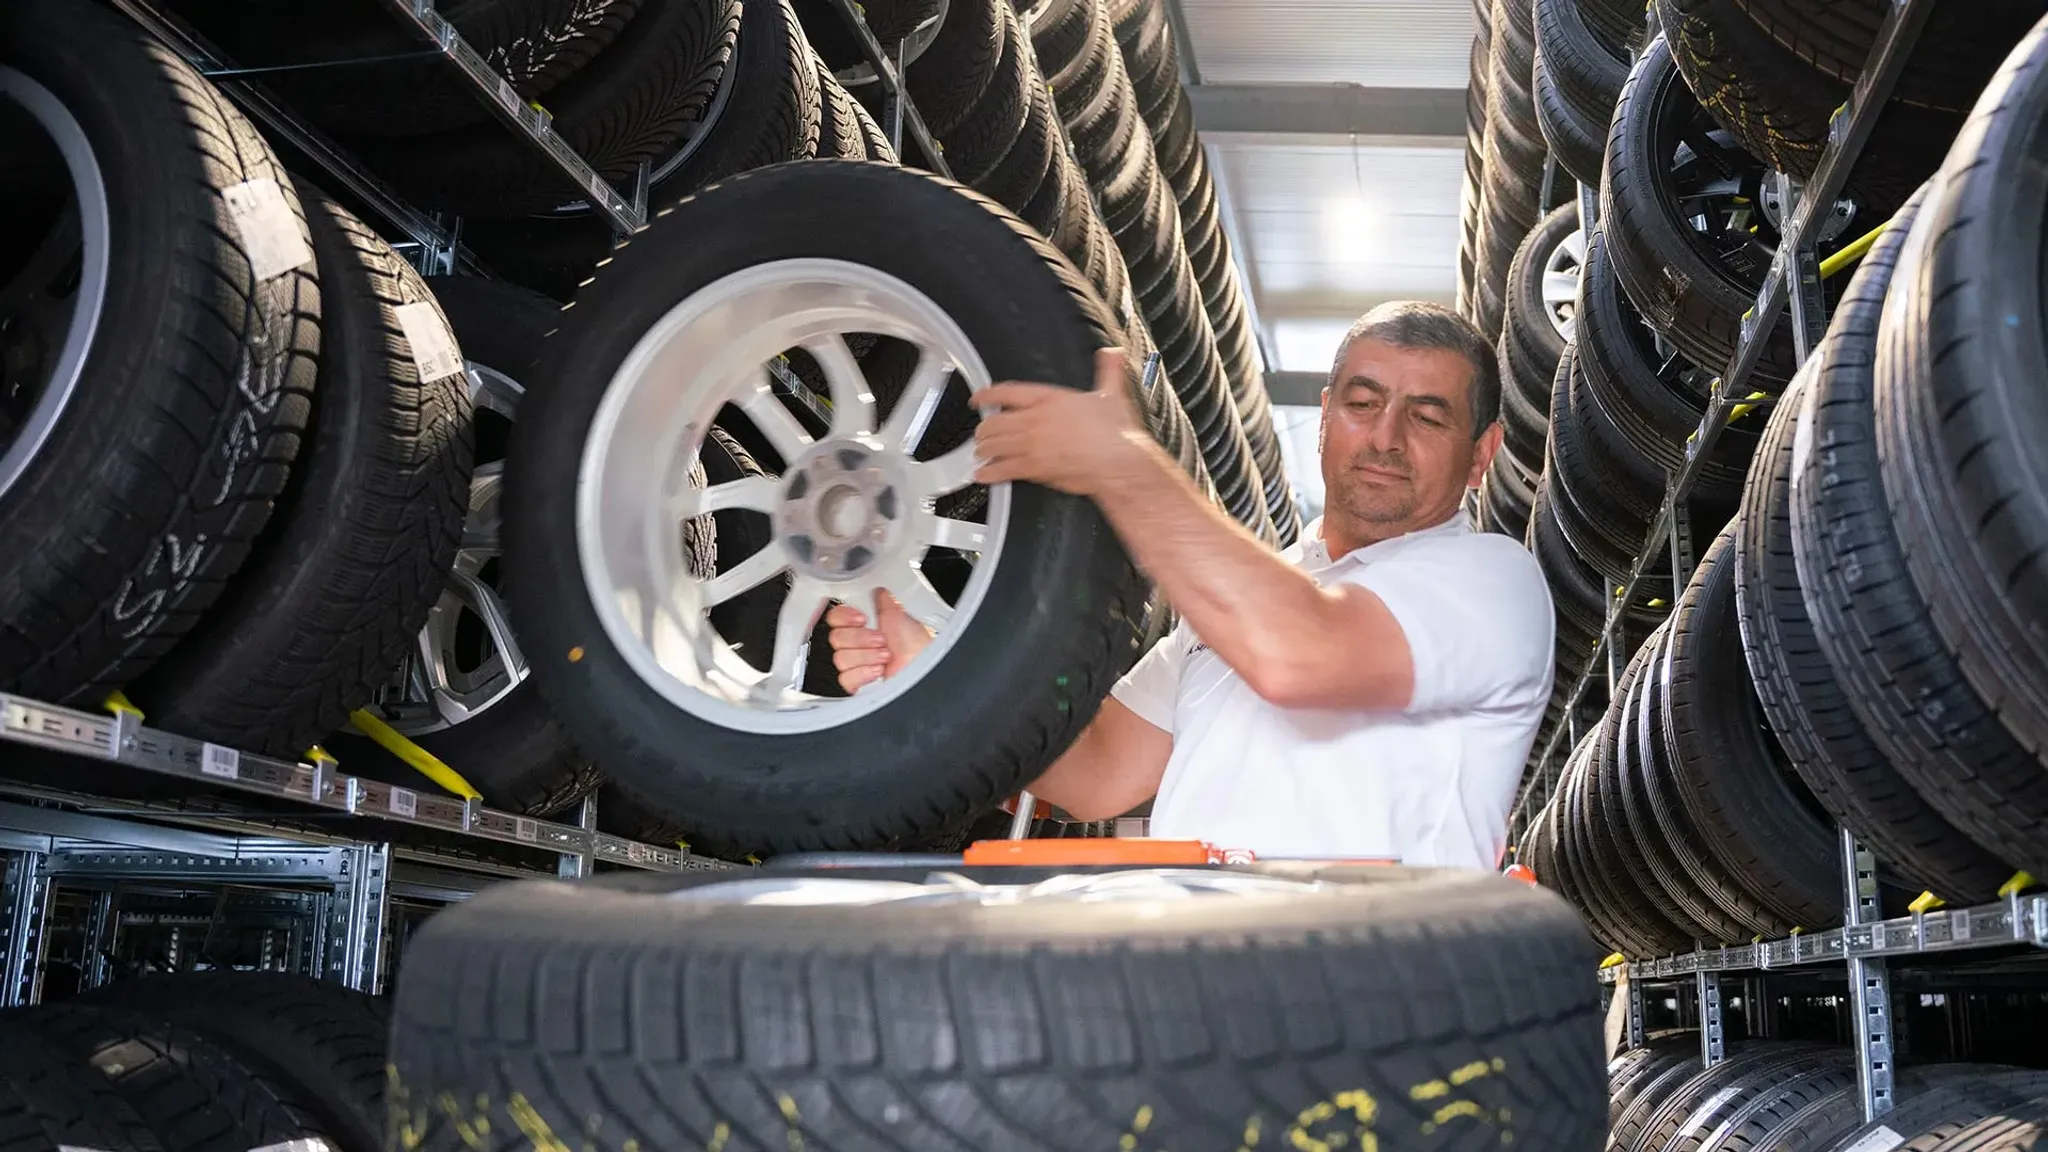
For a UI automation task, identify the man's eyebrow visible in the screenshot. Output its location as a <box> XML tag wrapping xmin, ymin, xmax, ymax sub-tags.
<box><xmin>1339</xmin><ymin>375</ymin><xmax>1454</xmax><ymax>412</ymax></box>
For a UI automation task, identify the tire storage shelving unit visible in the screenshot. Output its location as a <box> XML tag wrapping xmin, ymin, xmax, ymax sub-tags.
<box><xmin>1478</xmin><ymin>0</ymin><xmax>2048</xmax><ymax>1147</ymax></box>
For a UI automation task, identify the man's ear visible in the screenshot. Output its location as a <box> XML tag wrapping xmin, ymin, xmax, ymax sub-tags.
<box><xmin>1469</xmin><ymin>420</ymin><xmax>1504</xmax><ymax>488</ymax></box>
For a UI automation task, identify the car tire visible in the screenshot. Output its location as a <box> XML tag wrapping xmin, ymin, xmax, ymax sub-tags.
<box><xmin>132</xmin><ymin>184</ymin><xmax>474</xmax><ymax>758</ymax></box>
<box><xmin>502</xmin><ymin>161</ymin><xmax>1153</xmax><ymax>855</ymax></box>
<box><xmin>0</xmin><ymin>2</ymin><xmax>320</xmax><ymax>706</ymax></box>
<box><xmin>1876</xmin><ymin>23</ymin><xmax>2048</xmax><ymax>767</ymax></box>
<box><xmin>387</xmin><ymin>863</ymin><xmax>1608</xmax><ymax>1152</ymax></box>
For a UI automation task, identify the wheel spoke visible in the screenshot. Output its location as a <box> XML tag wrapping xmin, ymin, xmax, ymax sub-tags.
<box><xmin>922</xmin><ymin>514</ymin><xmax>987</xmax><ymax>552</ymax></box>
<box><xmin>671</xmin><ymin>474</ymin><xmax>778</xmax><ymax>520</ymax></box>
<box><xmin>1541</xmin><ymin>270</ymin><xmax>1579</xmax><ymax>305</ymax></box>
<box><xmin>802</xmin><ymin>334</ymin><xmax>876</xmax><ymax>438</ymax></box>
<box><xmin>762</xmin><ymin>579</ymin><xmax>828</xmax><ymax>695</ymax></box>
<box><xmin>910</xmin><ymin>441</ymin><xmax>979</xmax><ymax>500</ymax></box>
<box><xmin>703</xmin><ymin>547</ymin><xmax>788</xmax><ymax>609</ymax></box>
<box><xmin>877</xmin><ymin>348</ymin><xmax>951</xmax><ymax>453</ymax></box>
<box><xmin>884</xmin><ymin>571</ymin><xmax>954</xmax><ymax>631</ymax></box>
<box><xmin>1562</xmin><ymin>229</ymin><xmax>1587</xmax><ymax>264</ymax></box>
<box><xmin>449</xmin><ymin>568</ymin><xmax>528</xmax><ymax>680</ymax></box>
<box><xmin>739</xmin><ymin>367</ymin><xmax>815</xmax><ymax>463</ymax></box>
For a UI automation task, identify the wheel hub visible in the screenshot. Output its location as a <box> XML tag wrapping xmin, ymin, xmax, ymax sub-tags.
<box><xmin>775</xmin><ymin>439</ymin><xmax>907</xmax><ymax>581</ymax></box>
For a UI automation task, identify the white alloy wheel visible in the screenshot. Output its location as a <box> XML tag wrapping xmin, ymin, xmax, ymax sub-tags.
<box><xmin>577</xmin><ymin>258</ymin><xmax>1006</xmax><ymax>736</ymax></box>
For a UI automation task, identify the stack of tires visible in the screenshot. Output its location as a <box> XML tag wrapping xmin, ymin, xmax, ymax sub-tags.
<box><xmin>1</xmin><ymin>0</ymin><xmax>1307</xmax><ymax>855</ymax></box>
<box><xmin>1517</xmin><ymin>7</ymin><xmax>2048</xmax><ymax>953</ymax></box>
<box><xmin>1476</xmin><ymin>0</ymin><xmax>2048</xmax><ymax>838</ymax></box>
<box><xmin>1604</xmin><ymin>1039</ymin><xmax>2048</xmax><ymax>1152</ymax></box>
<box><xmin>0</xmin><ymin>973</ymin><xmax>389</xmax><ymax>1152</ymax></box>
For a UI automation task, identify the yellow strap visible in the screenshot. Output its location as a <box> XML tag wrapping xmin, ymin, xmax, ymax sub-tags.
<box><xmin>103</xmin><ymin>691</ymin><xmax>144</xmax><ymax>721</ymax></box>
<box><xmin>1724</xmin><ymin>390</ymin><xmax>1772</xmax><ymax>425</ymax></box>
<box><xmin>306</xmin><ymin>745</ymin><xmax>338</xmax><ymax>767</ymax></box>
<box><xmin>347</xmin><ymin>709</ymin><xmax>482</xmax><ymax>801</ymax></box>
<box><xmin>1908</xmin><ymin>890</ymin><xmax>1946</xmax><ymax>914</ymax></box>
<box><xmin>745</xmin><ymin>854</ymin><xmax>762</xmax><ymax>865</ymax></box>
<box><xmin>1818</xmin><ymin>218</ymin><xmax>1888</xmax><ymax>279</ymax></box>
<box><xmin>1788</xmin><ymin>926</ymin><xmax>1803</xmax><ymax>936</ymax></box>
<box><xmin>1999</xmin><ymin>871</ymin><xmax>2036</xmax><ymax>898</ymax></box>
<box><xmin>1599</xmin><ymin>952</ymin><xmax>1626</xmax><ymax>969</ymax></box>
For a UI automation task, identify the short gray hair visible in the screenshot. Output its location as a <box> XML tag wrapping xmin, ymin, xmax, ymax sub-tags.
<box><xmin>1327</xmin><ymin>301</ymin><xmax>1500</xmax><ymax>438</ymax></box>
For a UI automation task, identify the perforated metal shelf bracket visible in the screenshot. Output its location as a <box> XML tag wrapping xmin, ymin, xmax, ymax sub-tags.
<box><xmin>376</xmin><ymin>0</ymin><xmax>644</xmax><ymax>233</ymax></box>
<box><xmin>1843</xmin><ymin>828</ymin><xmax>1895</xmax><ymax>1122</ymax></box>
<box><xmin>0</xmin><ymin>851</ymin><xmax>50</xmax><ymax>1008</ymax></box>
<box><xmin>1697</xmin><ymin>970</ymin><xmax>1726</xmax><ymax>1067</ymax></box>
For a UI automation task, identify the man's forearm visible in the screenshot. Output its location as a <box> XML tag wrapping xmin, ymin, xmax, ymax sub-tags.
<box><xmin>1089</xmin><ymin>433</ymin><xmax>1335</xmax><ymax>696</ymax></box>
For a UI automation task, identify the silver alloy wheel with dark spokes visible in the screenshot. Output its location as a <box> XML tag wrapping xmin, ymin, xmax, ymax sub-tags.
<box><xmin>579</xmin><ymin>257</ymin><xmax>1005</xmax><ymax>735</ymax></box>
<box><xmin>374</xmin><ymin>365</ymin><xmax>530</xmax><ymax>736</ymax></box>
<box><xmin>0</xmin><ymin>68</ymin><xmax>108</xmax><ymax>506</ymax></box>
<box><xmin>1540</xmin><ymin>225</ymin><xmax>1586</xmax><ymax>342</ymax></box>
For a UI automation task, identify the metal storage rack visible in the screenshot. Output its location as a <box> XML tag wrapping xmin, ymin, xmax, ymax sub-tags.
<box><xmin>1494</xmin><ymin>0</ymin><xmax>2048</xmax><ymax>1127</ymax></box>
<box><xmin>0</xmin><ymin>0</ymin><xmax>958</xmax><ymax>1006</ymax></box>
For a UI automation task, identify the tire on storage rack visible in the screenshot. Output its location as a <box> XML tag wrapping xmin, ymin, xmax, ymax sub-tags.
<box><xmin>0</xmin><ymin>1</ymin><xmax>320</xmax><ymax>707</ymax></box>
<box><xmin>387</xmin><ymin>863</ymin><xmax>1608</xmax><ymax>1152</ymax></box>
<box><xmin>1877</xmin><ymin>20</ymin><xmax>2048</xmax><ymax>767</ymax></box>
<box><xmin>78</xmin><ymin>972</ymin><xmax>391</xmax><ymax>1152</ymax></box>
<box><xmin>356</xmin><ymin>0</ymin><xmax>748</xmax><ymax>218</ymax></box>
<box><xmin>20</xmin><ymin>1003</ymin><xmax>335</xmax><ymax>1152</ymax></box>
<box><xmin>0</xmin><ymin>1016</ymin><xmax>166</xmax><ymax>1152</ymax></box>
<box><xmin>503</xmin><ymin>160</ymin><xmax>1153</xmax><ymax>857</ymax></box>
<box><xmin>336</xmin><ymin>275</ymin><xmax>601</xmax><ymax>817</ymax></box>
<box><xmin>1739</xmin><ymin>188</ymin><xmax>2012</xmax><ymax>900</ymax></box>
<box><xmin>158</xmin><ymin>0</ymin><xmax>643</xmax><ymax>141</ymax></box>
<box><xmin>131</xmin><ymin>183</ymin><xmax>474</xmax><ymax>759</ymax></box>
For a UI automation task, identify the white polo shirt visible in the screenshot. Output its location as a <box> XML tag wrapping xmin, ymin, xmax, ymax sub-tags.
<box><xmin>1110</xmin><ymin>512</ymin><xmax>1555</xmax><ymax>868</ymax></box>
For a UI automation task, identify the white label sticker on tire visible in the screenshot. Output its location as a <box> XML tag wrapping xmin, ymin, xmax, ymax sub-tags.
<box><xmin>1838</xmin><ymin>1126</ymin><xmax>1905</xmax><ymax>1152</ymax></box>
<box><xmin>394</xmin><ymin>301</ymin><xmax>464</xmax><ymax>383</ymax></box>
<box><xmin>222</xmin><ymin>178</ymin><xmax>314</xmax><ymax>282</ymax></box>
<box><xmin>199</xmin><ymin>743</ymin><xmax>240</xmax><ymax>780</ymax></box>
<box><xmin>388</xmin><ymin>786</ymin><xmax>418</xmax><ymax>819</ymax></box>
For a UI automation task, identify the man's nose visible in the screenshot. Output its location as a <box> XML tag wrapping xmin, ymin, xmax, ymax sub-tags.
<box><xmin>1363</xmin><ymin>404</ymin><xmax>1404</xmax><ymax>454</ymax></box>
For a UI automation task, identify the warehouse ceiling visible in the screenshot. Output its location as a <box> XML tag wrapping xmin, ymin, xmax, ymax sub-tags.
<box><xmin>1172</xmin><ymin>0</ymin><xmax>1478</xmax><ymax>512</ymax></box>
<box><xmin>1183</xmin><ymin>0</ymin><xmax>1474</xmax><ymax>372</ymax></box>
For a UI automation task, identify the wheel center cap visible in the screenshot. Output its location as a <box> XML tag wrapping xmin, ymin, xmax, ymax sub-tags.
<box><xmin>776</xmin><ymin>439</ymin><xmax>906</xmax><ymax>581</ymax></box>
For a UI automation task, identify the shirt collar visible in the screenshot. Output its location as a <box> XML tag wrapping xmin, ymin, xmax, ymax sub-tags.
<box><xmin>1298</xmin><ymin>511</ymin><xmax>1470</xmax><ymax>569</ymax></box>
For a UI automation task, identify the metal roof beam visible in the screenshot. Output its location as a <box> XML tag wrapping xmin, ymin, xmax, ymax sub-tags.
<box><xmin>1188</xmin><ymin>84</ymin><xmax>1467</xmax><ymax>138</ymax></box>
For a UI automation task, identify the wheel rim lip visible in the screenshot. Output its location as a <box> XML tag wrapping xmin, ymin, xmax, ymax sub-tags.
<box><xmin>575</xmin><ymin>256</ymin><xmax>1009</xmax><ymax>737</ymax></box>
<box><xmin>0</xmin><ymin>68</ymin><xmax>111</xmax><ymax>506</ymax></box>
<box><xmin>661</xmin><ymin>869</ymin><xmax>1329</xmax><ymax>907</ymax></box>
<box><xmin>377</xmin><ymin>363</ymin><xmax>530</xmax><ymax>736</ymax></box>
<box><xmin>1540</xmin><ymin>227</ymin><xmax>1585</xmax><ymax>341</ymax></box>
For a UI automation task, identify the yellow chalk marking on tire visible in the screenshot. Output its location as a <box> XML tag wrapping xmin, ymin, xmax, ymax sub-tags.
<box><xmin>568</xmin><ymin>646</ymin><xmax>586</xmax><ymax>662</ymax></box>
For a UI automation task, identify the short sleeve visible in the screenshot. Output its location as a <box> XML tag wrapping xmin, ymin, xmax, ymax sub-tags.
<box><xmin>1349</xmin><ymin>536</ymin><xmax>1556</xmax><ymax>716</ymax></box>
<box><xmin>1109</xmin><ymin>622</ymin><xmax>1187</xmax><ymax>733</ymax></box>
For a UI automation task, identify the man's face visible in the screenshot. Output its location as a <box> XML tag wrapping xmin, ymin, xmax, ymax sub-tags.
<box><xmin>1318</xmin><ymin>337</ymin><xmax>1499</xmax><ymax>537</ymax></box>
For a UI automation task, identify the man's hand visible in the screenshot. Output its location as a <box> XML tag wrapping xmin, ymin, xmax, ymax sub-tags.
<box><xmin>973</xmin><ymin>348</ymin><xmax>1153</xmax><ymax>496</ymax></box>
<box><xmin>824</xmin><ymin>590</ymin><xmax>933</xmax><ymax>693</ymax></box>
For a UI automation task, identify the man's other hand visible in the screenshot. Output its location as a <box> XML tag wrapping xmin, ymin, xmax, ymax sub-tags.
<box><xmin>973</xmin><ymin>348</ymin><xmax>1150</xmax><ymax>496</ymax></box>
<box><xmin>825</xmin><ymin>590</ymin><xmax>933</xmax><ymax>693</ymax></box>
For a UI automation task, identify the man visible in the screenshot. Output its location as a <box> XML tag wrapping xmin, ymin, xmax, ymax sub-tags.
<box><xmin>828</xmin><ymin>302</ymin><xmax>1555</xmax><ymax>868</ymax></box>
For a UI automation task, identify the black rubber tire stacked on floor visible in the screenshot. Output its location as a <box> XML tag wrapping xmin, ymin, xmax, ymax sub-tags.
<box><xmin>3</xmin><ymin>973</ymin><xmax>390</xmax><ymax>1152</ymax></box>
<box><xmin>1026</xmin><ymin>0</ymin><xmax>1275</xmax><ymax>542</ymax></box>
<box><xmin>1099</xmin><ymin>0</ymin><xmax>1302</xmax><ymax>544</ymax></box>
<box><xmin>1604</xmin><ymin>1050</ymin><xmax>2048</xmax><ymax>1152</ymax></box>
<box><xmin>387</xmin><ymin>862</ymin><xmax>1607</xmax><ymax>1152</ymax></box>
